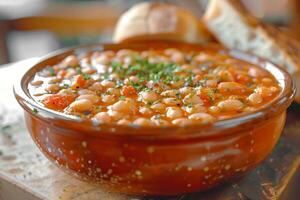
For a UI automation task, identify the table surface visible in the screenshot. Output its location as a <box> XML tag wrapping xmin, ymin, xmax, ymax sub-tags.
<box><xmin>1</xmin><ymin>59</ymin><xmax>300</xmax><ymax>200</ymax></box>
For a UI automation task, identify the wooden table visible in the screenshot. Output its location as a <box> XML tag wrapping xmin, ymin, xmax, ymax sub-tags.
<box><xmin>1</xmin><ymin>59</ymin><xmax>300</xmax><ymax>200</ymax></box>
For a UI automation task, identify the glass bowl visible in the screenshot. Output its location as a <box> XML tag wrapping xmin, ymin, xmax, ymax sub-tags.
<box><xmin>14</xmin><ymin>41</ymin><xmax>295</xmax><ymax>196</ymax></box>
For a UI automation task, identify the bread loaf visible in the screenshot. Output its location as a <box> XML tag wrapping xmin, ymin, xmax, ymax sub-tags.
<box><xmin>113</xmin><ymin>2</ymin><xmax>214</xmax><ymax>44</ymax></box>
<box><xmin>203</xmin><ymin>0</ymin><xmax>300</xmax><ymax>102</ymax></box>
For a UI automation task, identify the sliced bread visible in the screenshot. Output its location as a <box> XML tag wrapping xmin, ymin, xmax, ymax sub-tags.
<box><xmin>203</xmin><ymin>0</ymin><xmax>300</xmax><ymax>102</ymax></box>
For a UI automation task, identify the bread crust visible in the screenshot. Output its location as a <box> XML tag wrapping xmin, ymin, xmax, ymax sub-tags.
<box><xmin>113</xmin><ymin>2</ymin><xmax>213</xmax><ymax>44</ymax></box>
<box><xmin>204</xmin><ymin>0</ymin><xmax>300</xmax><ymax>102</ymax></box>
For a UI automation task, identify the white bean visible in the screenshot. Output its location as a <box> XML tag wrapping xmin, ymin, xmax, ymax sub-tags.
<box><xmin>108</xmin><ymin>110</ymin><xmax>127</xmax><ymax>121</ymax></box>
<box><xmin>78</xmin><ymin>89</ymin><xmax>95</xmax><ymax>95</ymax></box>
<box><xmin>151</xmin><ymin>119</ymin><xmax>170</xmax><ymax>126</ymax></box>
<box><xmin>188</xmin><ymin>113</ymin><xmax>215</xmax><ymax>124</ymax></box>
<box><xmin>68</xmin><ymin>99</ymin><xmax>93</xmax><ymax>112</ymax></box>
<box><xmin>217</xmin><ymin>99</ymin><xmax>244</xmax><ymax>112</ymax></box>
<box><xmin>102</xmin><ymin>94</ymin><xmax>116</xmax><ymax>104</ymax></box>
<box><xmin>179</xmin><ymin>87</ymin><xmax>194</xmax><ymax>96</ymax></box>
<box><xmin>150</xmin><ymin>103</ymin><xmax>166</xmax><ymax>113</ymax></box>
<box><xmin>140</xmin><ymin>91</ymin><xmax>159</xmax><ymax>102</ymax></box>
<box><xmin>133</xmin><ymin>118</ymin><xmax>154</xmax><ymax>126</ymax></box>
<box><xmin>139</xmin><ymin>107</ymin><xmax>153</xmax><ymax>116</ymax></box>
<box><xmin>184</xmin><ymin>104</ymin><xmax>206</xmax><ymax>114</ymax></box>
<box><xmin>166</xmin><ymin>107</ymin><xmax>183</xmax><ymax>119</ymax></box>
<box><xmin>93</xmin><ymin>112</ymin><xmax>111</xmax><ymax>123</ymax></box>
<box><xmin>106</xmin><ymin>88</ymin><xmax>121</xmax><ymax>96</ymax></box>
<box><xmin>161</xmin><ymin>90</ymin><xmax>179</xmax><ymax>97</ymax></box>
<box><xmin>31</xmin><ymin>80</ymin><xmax>43</xmax><ymax>86</ymax></box>
<box><xmin>111</xmin><ymin>100</ymin><xmax>133</xmax><ymax>114</ymax></box>
<box><xmin>101</xmin><ymin>80</ymin><xmax>115</xmax><ymax>88</ymax></box>
<box><xmin>172</xmin><ymin>118</ymin><xmax>194</xmax><ymax>126</ymax></box>
<box><xmin>45</xmin><ymin>84</ymin><xmax>60</xmax><ymax>93</ymax></box>
<box><xmin>117</xmin><ymin>119</ymin><xmax>131</xmax><ymax>125</ymax></box>
<box><xmin>89</xmin><ymin>82</ymin><xmax>103</xmax><ymax>91</ymax></box>
<box><xmin>183</xmin><ymin>94</ymin><xmax>203</xmax><ymax>105</ymax></box>
<box><xmin>61</xmin><ymin>55</ymin><xmax>78</xmax><ymax>68</ymax></box>
<box><xmin>77</xmin><ymin>94</ymin><xmax>100</xmax><ymax>104</ymax></box>
<box><xmin>248</xmin><ymin>93</ymin><xmax>263</xmax><ymax>105</ymax></box>
<box><xmin>218</xmin><ymin>82</ymin><xmax>246</xmax><ymax>94</ymax></box>
<box><xmin>163</xmin><ymin>98</ymin><xmax>182</xmax><ymax>106</ymax></box>
<box><xmin>255</xmin><ymin>86</ymin><xmax>278</xmax><ymax>98</ymax></box>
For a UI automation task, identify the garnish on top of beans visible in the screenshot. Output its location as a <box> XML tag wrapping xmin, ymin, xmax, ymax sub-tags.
<box><xmin>29</xmin><ymin>48</ymin><xmax>280</xmax><ymax>127</ymax></box>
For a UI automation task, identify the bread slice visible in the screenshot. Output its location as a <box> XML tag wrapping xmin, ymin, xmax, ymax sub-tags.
<box><xmin>203</xmin><ymin>0</ymin><xmax>300</xmax><ymax>102</ymax></box>
<box><xmin>113</xmin><ymin>2</ymin><xmax>214</xmax><ymax>44</ymax></box>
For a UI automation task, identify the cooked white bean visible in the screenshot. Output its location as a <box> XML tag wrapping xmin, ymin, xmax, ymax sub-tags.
<box><xmin>139</xmin><ymin>107</ymin><xmax>153</xmax><ymax>116</ymax></box>
<box><xmin>218</xmin><ymin>82</ymin><xmax>246</xmax><ymax>94</ymax></box>
<box><xmin>111</xmin><ymin>100</ymin><xmax>133</xmax><ymax>113</ymax></box>
<box><xmin>58</xmin><ymin>88</ymin><xmax>75</xmax><ymax>96</ymax></box>
<box><xmin>106</xmin><ymin>88</ymin><xmax>121</xmax><ymax>96</ymax></box>
<box><xmin>68</xmin><ymin>99</ymin><xmax>93</xmax><ymax>112</ymax></box>
<box><xmin>172</xmin><ymin>118</ymin><xmax>194</xmax><ymax>126</ymax></box>
<box><xmin>179</xmin><ymin>87</ymin><xmax>194</xmax><ymax>96</ymax></box>
<box><xmin>163</xmin><ymin>98</ymin><xmax>182</xmax><ymax>106</ymax></box>
<box><xmin>102</xmin><ymin>94</ymin><xmax>116</xmax><ymax>104</ymax></box>
<box><xmin>184</xmin><ymin>104</ymin><xmax>206</xmax><ymax>114</ymax></box>
<box><xmin>188</xmin><ymin>113</ymin><xmax>215</xmax><ymax>124</ymax></box>
<box><xmin>31</xmin><ymin>80</ymin><xmax>43</xmax><ymax>86</ymax></box>
<box><xmin>101</xmin><ymin>80</ymin><xmax>115</xmax><ymax>88</ymax></box>
<box><xmin>248</xmin><ymin>93</ymin><xmax>263</xmax><ymax>105</ymax></box>
<box><xmin>208</xmin><ymin>106</ymin><xmax>220</xmax><ymax>114</ymax></box>
<box><xmin>217</xmin><ymin>99</ymin><xmax>244</xmax><ymax>112</ymax></box>
<box><xmin>133</xmin><ymin>118</ymin><xmax>154</xmax><ymax>126</ymax></box>
<box><xmin>117</xmin><ymin>119</ymin><xmax>131</xmax><ymax>125</ymax></box>
<box><xmin>93</xmin><ymin>112</ymin><xmax>111</xmax><ymax>123</ymax></box>
<box><xmin>150</xmin><ymin>103</ymin><xmax>166</xmax><ymax>113</ymax></box>
<box><xmin>61</xmin><ymin>55</ymin><xmax>78</xmax><ymax>68</ymax></box>
<box><xmin>78</xmin><ymin>89</ymin><xmax>95</xmax><ymax>95</ymax></box>
<box><xmin>45</xmin><ymin>84</ymin><xmax>60</xmax><ymax>93</ymax></box>
<box><xmin>166</xmin><ymin>107</ymin><xmax>183</xmax><ymax>119</ymax></box>
<box><xmin>183</xmin><ymin>94</ymin><xmax>203</xmax><ymax>105</ymax></box>
<box><xmin>140</xmin><ymin>91</ymin><xmax>159</xmax><ymax>102</ymax></box>
<box><xmin>108</xmin><ymin>110</ymin><xmax>127</xmax><ymax>121</ymax></box>
<box><xmin>255</xmin><ymin>86</ymin><xmax>278</xmax><ymax>98</ymax></box>
<box><xmin>89</xmin><ymin>82</ymin><xmax>103</xmax><ymax>91</ymax></box>
<box><xmin>151</xmin><ymin>119</ymin><xmax>170</xmax><ymax>126</ymax></box>
<box><xmin>77</xmin><ymin>94</ymin><xmax>100</xmax><ymax>104</ymax></box>
<box><xmin>161</xmin><ymin>90</ymin><xmax>179</xmax><ymax>97</ymax></box>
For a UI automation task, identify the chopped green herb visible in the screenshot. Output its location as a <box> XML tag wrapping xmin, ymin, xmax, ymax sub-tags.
<box><xmin>119</xmin><ymin>96</ymin><xmax>126</xmax><ymax>100</ymax></box>
<box><xmin>63</xmin><ymin>83</ymin><xmax>69</xmax><ymax>88</ymax></box>
<box><xmin>154</xmin><ymin>115</ymin><xmax>161</xmax><ymax>119</ymax></box>
<box><xmin>76</xmin><ymin>67</ymin><xmax>82</xmax><ymax>74</ymax></box>
<box><xmin>82</xmin><ymin>73</ymin><xmax>90</xmax><ymax>80</ymax></box>
<box><xmin>206</xmin><ymin>89</ymin><xmax>216</xmax><ymax>103</ymax></box>
<box><xmin>32</xmin><ymin>108</ymin><xmax>38</xmax><ymax>114</ymax></box>
<box><xmin>95</xmin><ymin>106</ymin><xmax>102</xmax><ymax>111</ymax></box>
<box><xmin>48</xmin><ymin>68</ymin><xmax>55</xmax><ymax>76</ymax></box>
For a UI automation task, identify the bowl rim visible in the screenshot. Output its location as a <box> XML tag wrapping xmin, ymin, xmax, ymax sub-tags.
<box><xmin>13</xmin><ymin>41</ymin><xmax>296</xmax><ymax>139</ymax></box>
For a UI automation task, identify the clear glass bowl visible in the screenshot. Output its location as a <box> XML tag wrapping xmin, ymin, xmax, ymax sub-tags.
<box><xmin>14</xmin><ymin>41</ymin><xmax>295</xmax><ymax>196</ymax></box>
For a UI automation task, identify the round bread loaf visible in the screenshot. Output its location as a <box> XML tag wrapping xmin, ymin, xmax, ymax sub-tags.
<box><xmin>113</xmin><ymin>2</ymin><xmax>213</xmax><ymax>44</ymax></box>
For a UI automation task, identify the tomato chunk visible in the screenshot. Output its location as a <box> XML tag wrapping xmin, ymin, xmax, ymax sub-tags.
<box><xmin>42</xmin><ymin>94</ymin><xmax>75</xmax><ymax>110</ymax></box>
<box><xmin>122</xmin><ymin>85</ymin><xmax>137</xmax><ymax>96</ymax></box>
<box><xmin>71</xmin><ymin>74</ymin><xmax>86</xmax><ymax>89</ymax></box>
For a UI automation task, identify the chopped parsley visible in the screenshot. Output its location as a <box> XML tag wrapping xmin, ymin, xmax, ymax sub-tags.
<box><xmin>32</xmin><ymin>108</ymin><xmax>38</xmax><ymax>114</ymax></box>
<box><xmin>82</xmin><ymin>73</ymin><xmax>90</xmax><ymax>80</ymax></box>
<box><xmin>76</xmin><ymin>67</ymin><xmax>82</xmax><ymax>74</ymax></box>
<box><xmin>48</xmin><ymin>68</ymin><xmax>55</xmax><ymax>76</ymax></box>
<box><xmin>119</xmin><ymin>96</ymin><xmax>126</xmax><ymax>100</ymax></box>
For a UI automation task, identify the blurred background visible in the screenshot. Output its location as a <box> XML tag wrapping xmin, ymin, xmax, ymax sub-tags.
<box><xmin>0</xmin><ymin>0</ymin><xmax>298</xmax><ymax>64</ymax></box>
